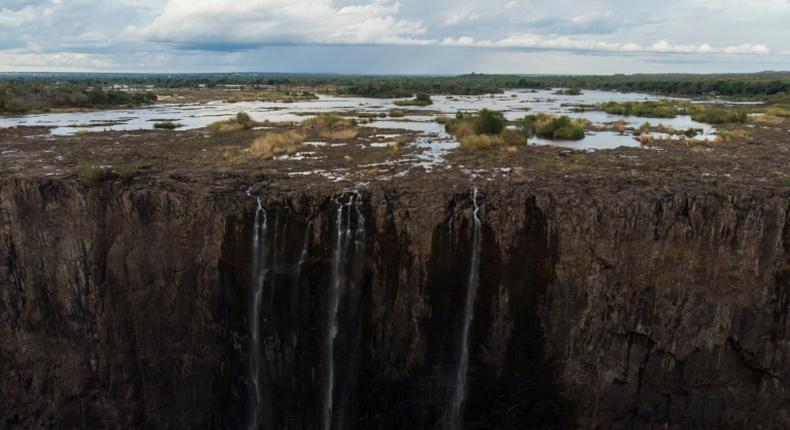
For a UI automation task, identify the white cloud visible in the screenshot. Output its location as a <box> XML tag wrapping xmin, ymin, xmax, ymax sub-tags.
<box><xmin>0</xmin><ymin>49</ymin><xmax>111</xmax><ymax>71</ymax></box>
<box><xmin>440</xmin><ymin>34</ymin><xmax>773</xmax><ymax>55</ymax></box>
<box><xmin>442</xmin><ymin>9</ymin><xmax>481</xmax><ymax>26</ymax></box>
<box><xmin>126</xmin><ymin>0</ymin><xmax>432</xmax><ymax>47</ymax></box>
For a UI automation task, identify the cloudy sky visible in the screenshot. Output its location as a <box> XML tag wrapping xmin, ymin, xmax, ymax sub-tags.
<box><xmin>1</xmin><ymin>0</ymin><xmax>789</xmax><ymax>74</ymax></box>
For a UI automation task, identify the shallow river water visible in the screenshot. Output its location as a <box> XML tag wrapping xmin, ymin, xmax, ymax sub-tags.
<box><xmin>0</xmin><ymin>89</ymin><xmax>718</xmax><ymax>151</ymax></box>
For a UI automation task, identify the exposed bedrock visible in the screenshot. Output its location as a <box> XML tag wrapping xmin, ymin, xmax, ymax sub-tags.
<box><xmin>0</xmin><ymin>177</ymin><xmax>788</xmax><ymax>429</ymax></box>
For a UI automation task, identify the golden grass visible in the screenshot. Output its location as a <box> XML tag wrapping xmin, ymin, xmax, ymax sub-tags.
<box><xmin>302</xmin><ymin>113</ymin><xmax>356</xmax><ymax>129</ymax></box>
<box><xmin>766</xmin><ymin>106</ymin><xmax>790</xmax><ymax>118</ymax></box>
<box><xmin>250</xmin><ymin>131</ymin><xmax>305</xmax><ymax>159</ymax></box>
<box><xmin>459</xmin><ymin>129</ymin><xmax>524</xmax><ymax>150</ymax></box>
<box><xmin>717</xmin><ymin>127</ymin><xmax>753</xmax><ymax>143</ymax></box>
<box><xmin>319</xmin><ymin>128</ymin><xmax>359</xmax><ymax>140</ymax></box>
<box><xmin>750</xmin><ymin>113</ymin><xmax>786</xmax><ymax>125</ymax></box>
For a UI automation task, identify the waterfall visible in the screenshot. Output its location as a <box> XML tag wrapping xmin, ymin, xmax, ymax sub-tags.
<box><xmin>448</xmin><ymin>188</ymin><xmax>482</xmax><ymax>430</ymax></box>
<box><xmin>295</xmin><ymin>221</ymin><xmax>312</xmax><ymax>284</ymax></box>
<box><xmin>323</xmin><ymin>191</ymin><xmax>364</xmax><ymax>430</ymax></box>
<box><xmin>248</xmin><ymin>198</ymin><xmax>268</xmax><ymax>430</ymax></box>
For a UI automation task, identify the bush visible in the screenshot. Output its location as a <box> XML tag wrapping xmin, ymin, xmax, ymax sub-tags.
<box><xmin>552</xmin><ymin>125</ymin><xmax>586</xmax><ymax>140</ymax></box>
<box><xmin>250</xmin><ymin>131</ymin><xmax>305</xmax><ymax>158</ymax></box>
<box><xmin>208</xmin><ymin>111</ymin><xmax>257</xmax><ymax>132</ymax></box>
<box><xmin>690</xmin><ymin>108</ymin><xmax>747</xmax><ymax>124</ymax></box>
<box><xmin>603</xmin><ymin>101</ymin><xmax>679</xmax><ymax>118</ymax></box>
<box><xmin>555</xmin><ymin>88</ymin><xmax>582</xmax><ymax>95</ymax></box>
<box><xmin>389</xmin><ymin>109</ymin><xmax>405</xmax><ymax>118</ymax></box>
<box><xmin>236</xmin><ymin>112</ymin><xmax>253</xmax><ymax>128</ymax></box>
<box><xmin>393</xmin><ymin>93</ymin><xmax>433</xmax><ymax>106</ymax></box>
<box><xmin>476</xmin><ymin>109</ymin><xmax>506</xmax><ymax>135</ymax></box>
<box><xmin>519</xmin><ymin>114</ymin><xmax>586</xmax><ymax>140</ymax></box>
<box><xmin>153</xmin><ymin>121</ymin><xmax>181</xmax><ymax>130</ymax></box>
<box><xmin>80</xmin><ymin>164</ymin><xmax>115</xmax><ymax>187</ymax></box>
<box><xmin>445</xmin><ymin>109</ymin><xmax>506</xmax><ymax>138</ymax></box>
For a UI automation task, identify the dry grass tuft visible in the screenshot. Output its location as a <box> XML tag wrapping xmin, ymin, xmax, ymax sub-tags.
<box><xmin>320</xmin><ymin>128</ymin><xmax>358</xmax><ymax>140</ymax></box>
<box><xmin>250</xmin><ymin>131</ymin><xmax>305</xmax><ymax>159</ymax></box>
<box><xmin>717</xmin><ymin>127</ymin><xmax>753</xmax><ymax>143</ymax></box>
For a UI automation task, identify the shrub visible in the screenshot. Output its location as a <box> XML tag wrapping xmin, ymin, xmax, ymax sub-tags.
<box><xmin>690</xmin><ymin>108</ymin><xmax>747</xmax><ymax>124</ymax></box>
<box><xmin>393</xmin><ymin>93</ymin><xmax>433</xmax><ymax>106</ymax></box>
<box><xmin>476</xmin><ymin>109</ymin><xmax>506</xmax><ymax>135</ymax></box>
<box><xmin>445</xmin><ymin>109</ymin><xmax>506</xmax><ymax>138</ymax></box>
<box><xmin>153</xmin><ymin>121</ymin><xmax>181</xmax><ymax>130</ymax></box>
<box><xmin>208</xmin><ymin>111</ymin><xmax>257</xmax><ymax>132</ymax></box>
<box><xmin>80</xmin><ymin>164</ymin><xmax>115</xmax><ymax>187</ymax></box>
<box><xmin>520</xmin><ymin>114</ymin><xmax>586</xmax><ymax>140</ymax></box>
<box><xmin>236</xmin><ymin>112</ymin><xmax>254</xmax><ymax>128</ymax></box>
<box><xmin>389</xmin><ymin>109</ymin><xmax>405</xmax><ymax>118</ymax></box>
<box><xmin>250</xmin><ymin>131</ymin><xmax>305</xmax><ymax>158</ymax></box>
<box><xmin>552</xmin><ymin>125</ymin><xmax>586</xmax><ymax>140</ymax></box>
<box><xmin>603</xmin><ymin>101</ymin><xmax>679</xmax><ymax>118</ymax></box>
<box><xmin>555</xmin><ymin>88</ymin><xmax>582</xmax><ymax>96</ymax></box>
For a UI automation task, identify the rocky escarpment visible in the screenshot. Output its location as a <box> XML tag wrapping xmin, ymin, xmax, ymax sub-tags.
<box><xmin>1</xmin><ymin>174</ymin><xmax>788</xmax><ymax>429</ymax></box>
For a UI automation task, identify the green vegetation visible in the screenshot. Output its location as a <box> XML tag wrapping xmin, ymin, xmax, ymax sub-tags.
<box><xmin>440</xmin><ymin>109</ymin><xmax>526</xmax><ymax>150</ymax></box>
<box><xmin>690</xmin><ymin>108</ymin><xmax>747</xmax><ymax>124</ymax></box>
<box><xmin>153</xmin><ymin>121</ymin><xmax>182</xmax><ymax>130</ymax></box>
<box><xmin>443</xmin><ymin>109</ymin><xmax>507</xmax><ymax>138</ymax></box>
<box><xmin>389</xmin><ymin>109</ymin><xmax>405</xmax><ymax>118</ymax></box>
<box><xmin>554</xmin><ymin>88</ymin><xmax>582</xmax><ymax>96</ymax></box>
<box><xmin>208</xmin><ymin>111</ymin><xmax>258</xmax><ymax>132</ymax></box>
<box><xmin>393</xmin><ymin>93</ymin><xmax>433</xmax><ymax>106</ymax></box>
<box><xmin>518</xmin><ymin>114</ymin><xmax>587</xmax><ymax>140</ymax></box>
<box><xmin>459</xmin><ymin>129</ymin><xmax>524</xmax><ymax>150</ymax></box>
<box><xmin>80</xmin><ymin>164</ymin><xmax>116</xmax><ymax>187</ymax></box>
<box><xmin>0</xmin><ymin>81</ymin><xmax>156</xmax><ymax>114</ymax></box>
<box><xmin>602</xmin><ymin>101</ymin><xmax>680</xmax><ymax>118</ymax></box>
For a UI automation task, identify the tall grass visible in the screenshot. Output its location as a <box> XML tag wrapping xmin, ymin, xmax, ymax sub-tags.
<box><xmin>250</xmin><ymin>131</ymin><xmax>305</xmax><ymax>158</ymax></box>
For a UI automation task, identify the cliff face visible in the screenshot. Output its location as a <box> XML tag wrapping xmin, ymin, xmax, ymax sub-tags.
<box><xmin>1</xmin><ymin>176</ymin><xmax>788</xmax><ymax>429</ymax></box>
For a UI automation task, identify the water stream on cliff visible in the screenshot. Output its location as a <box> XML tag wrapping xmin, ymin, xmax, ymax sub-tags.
<box><xmin>248</xmin><ymin>198</ymin><xmax>269</xmax><ymax>430</ymax></box>
<box><xmin>324</xmin><ymin>191</ymin><xmax>365</xmax><ymax>430</ymax></box>
<box><xmin>447</xmin><ymin>188</ymin><xmax>483</xmax><ymax>430</ymax></box>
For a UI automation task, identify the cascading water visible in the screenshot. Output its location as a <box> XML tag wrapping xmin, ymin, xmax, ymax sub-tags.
<box><xmin>248</xmin><ymin>198</ymin><xmax>268</xmax><ymax>430</ymax></box>
<box><xmin>323</xmin><ymin>191</ymin><xmax>364</xmax><ymax>430</ymax></box>
<box><xmin>447</xmin><ymin>188</ymin><xmax>482</xmax><ymax>430</ymax></box>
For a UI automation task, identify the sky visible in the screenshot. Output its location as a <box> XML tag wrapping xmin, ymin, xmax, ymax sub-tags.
<box><xmin>1</xmin><ymin>0</ymin><xmax>789</xmax><ymax>74</ymax></box>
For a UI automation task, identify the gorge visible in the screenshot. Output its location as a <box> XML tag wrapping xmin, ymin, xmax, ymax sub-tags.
<box><xmin>1</xmin><ymin>167</ymin><xmax>788</xmax><ymax>429</ymax></box>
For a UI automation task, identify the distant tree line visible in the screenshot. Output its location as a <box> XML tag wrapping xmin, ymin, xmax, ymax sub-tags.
<box><xmin>2</xmin><ymin>72</ymin><xmax>789</xmax><ymax>113</ymax></box>
<box><xmin>0</xmin><ymin>81</ymin><xmax>156</xmax><ymax>114</ymax></box>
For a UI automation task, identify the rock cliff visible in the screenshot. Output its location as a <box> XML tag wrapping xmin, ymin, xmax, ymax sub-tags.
<box><xmin>1</xmin><ymin>171</ymin><xmax>787</xmax><ymax>429</ymax></box>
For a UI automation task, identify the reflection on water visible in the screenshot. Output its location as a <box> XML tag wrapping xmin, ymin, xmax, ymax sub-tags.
<box><xmin>0</xmin><ymin>89</ymin><xmax>719</xmax><ymax>152</ymax></box>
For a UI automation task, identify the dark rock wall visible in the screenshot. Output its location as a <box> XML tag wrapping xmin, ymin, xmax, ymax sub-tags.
<box><xmin>0</xmin><ymin>178</ymin><xmax>787</xmax><ymax>429</ymax></box>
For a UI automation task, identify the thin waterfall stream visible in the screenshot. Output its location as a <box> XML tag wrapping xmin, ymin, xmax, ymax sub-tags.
<box><xmin>323</xmin><ymin>191</ymin><xmax>364</xmax><ymax>430</ymax></box>
<box><xmin>248</xmin><ymin>198</ymin><xmax>269</xmax><ymax>430</ymax></box>
<box><xmin>448</xmin><ymin>188</ymin><xmax>482</xmax><ymax>430</ymax></box>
